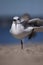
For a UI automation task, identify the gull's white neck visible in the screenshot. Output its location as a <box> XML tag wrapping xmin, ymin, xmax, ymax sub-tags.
<box><xmin>10</xmin><ymin>22</ymin><xmax>24</xmax><ymax>35</ymax></box>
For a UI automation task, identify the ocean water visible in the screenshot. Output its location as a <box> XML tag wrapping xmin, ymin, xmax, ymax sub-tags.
<box><xmin>0</xmin><ymin>0</ymin><xmax>43</xmax><ymax>45</ymax></box>
<box><xmin>0</xmin><ymin>27</ymin><xmax>43</xmax><ymax>45</ymax></box>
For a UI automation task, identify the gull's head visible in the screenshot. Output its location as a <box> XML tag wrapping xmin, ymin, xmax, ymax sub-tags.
<box><xmin>10</xmin><ymin>16</ymin><xmax>20</xmax><ymax>34</ymax></box>
<box><xmin>13</xmin><ymin>16</ymin><xmax>20</xmax><ymax>24</ymax></box>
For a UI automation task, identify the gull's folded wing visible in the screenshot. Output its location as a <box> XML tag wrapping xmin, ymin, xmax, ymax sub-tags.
<box><xmin>33</xmin><ymin>27</ymin><xmax>43</xmax><ymax>32</ymax></box>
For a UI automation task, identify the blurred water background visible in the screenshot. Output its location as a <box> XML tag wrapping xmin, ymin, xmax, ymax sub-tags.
<box><xmin>0</xmin><ymin>0</ymin><xmax>43</xmax><ymax>45</ymax></box>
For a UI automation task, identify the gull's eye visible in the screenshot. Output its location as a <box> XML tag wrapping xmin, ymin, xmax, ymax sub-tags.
<box><xmin>18</xmin><ymin>18</ymin><xmax>20</xmax><ymax>20</ymax></box>
<box><xmin>13</xmin><ymin>19</ymin><xmax>16</xmax><ymax>21</ymax></box>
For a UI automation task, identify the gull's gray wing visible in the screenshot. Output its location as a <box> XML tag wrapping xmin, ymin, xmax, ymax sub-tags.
<box><xmin>33</xmin><ymin>26</ymin><xmax>43</xmax><ymax>32</ymax></box>
<box><xmin>29</xmin><ymin>18</ymin><xmax>40</xmax><ymax>23</ymax></box>
<box><xmin>28</xmin><ymin>18</ymin><xmax>43</xmax><ymax>26</ymax></box>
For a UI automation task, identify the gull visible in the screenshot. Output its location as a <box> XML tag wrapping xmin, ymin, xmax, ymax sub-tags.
<box><xmin>10</xmin><ymin>16</ymin><xmax>43</xmax><ymax>49</ymax></box>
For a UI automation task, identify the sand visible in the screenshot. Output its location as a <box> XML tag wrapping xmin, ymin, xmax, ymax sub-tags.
<box><xmin>0</xmin><ymin>44</ymin><xmax>43</xmax><ymax>65</ymax></box>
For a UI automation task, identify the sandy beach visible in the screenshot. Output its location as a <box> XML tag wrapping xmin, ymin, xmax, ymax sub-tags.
<box><xmin>0</xmin><ymin>43</ymin><xmax>43</xmax><ymax>65</ymax></box>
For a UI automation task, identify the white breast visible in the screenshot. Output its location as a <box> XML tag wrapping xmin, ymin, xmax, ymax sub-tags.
<box><xmin>10</xmin><ymin>22</ymin><xmax>24</xmax><ymax>35</ymax></box>
<box><xmin>10</xmin><ymin>23</ymin><xmax>29</xmax><ymax>39</ymax></box>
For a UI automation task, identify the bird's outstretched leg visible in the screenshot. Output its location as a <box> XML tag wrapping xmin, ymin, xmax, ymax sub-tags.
<box><xmin>21</xmin><ymin>40</ymin><xmax>23</xmax><ymax>49</ymax></box>
<box><xmin>28</xmin><ymin>29</ymin><xmax>36</xmax><ymax>39</ymax></box>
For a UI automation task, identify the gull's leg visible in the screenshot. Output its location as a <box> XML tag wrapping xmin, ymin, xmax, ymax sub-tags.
<box><xmin>28</xmin><ymin>29</ymin><xmax>36</xmax><ymax>39</ymax></box>
<box><xmin>29</xmin><ymin>29</ymin><xmax>34</xmax><ymax>39</ymax></box>
<box><xmin>21</xmin><ymin>40</ymin><xmax>23</xmax><ymax>49</ymax></box>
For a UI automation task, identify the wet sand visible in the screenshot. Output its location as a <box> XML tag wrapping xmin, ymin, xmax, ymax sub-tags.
<box><xmin>0</xmin><ymin>43</ymin><xmax>43</xmax><ymax>65</ymax></box>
